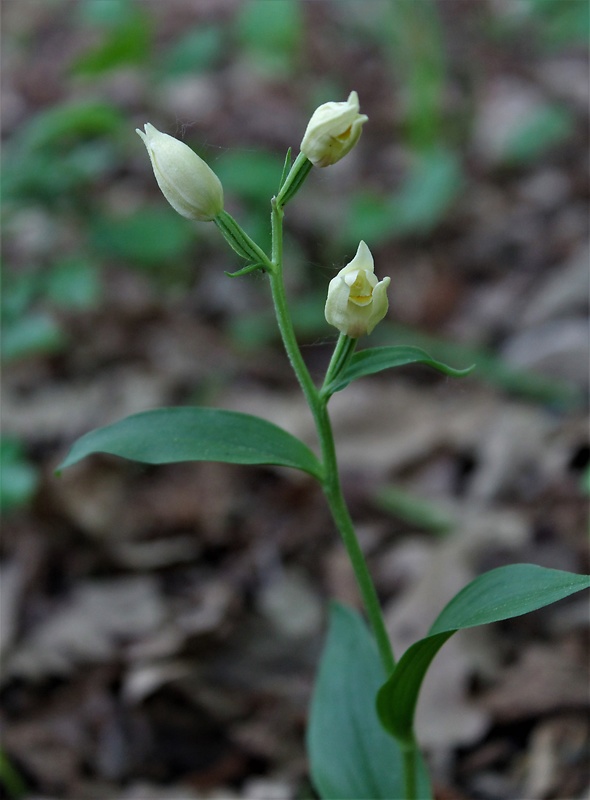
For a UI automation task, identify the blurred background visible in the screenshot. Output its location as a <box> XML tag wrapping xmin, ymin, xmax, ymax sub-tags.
<box><xmin>1</xmin><ymin>1</ymin><xmax>589</xmax><ymax>798</ymax></box>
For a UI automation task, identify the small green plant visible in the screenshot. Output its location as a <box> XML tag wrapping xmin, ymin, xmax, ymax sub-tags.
<box><xmin>58</xmin><ymin>92</ymin><xmax>590</xmax><ymax>799</ymax></box>
<box><xmin>1</xmin><ymin>437</ymin><xmax>39</xmax><ymax>515</ymax></box>
<box><xmin>0</xmin><ymin>747</ymin><xmax>27</xmax><ymax>800</ymax></box>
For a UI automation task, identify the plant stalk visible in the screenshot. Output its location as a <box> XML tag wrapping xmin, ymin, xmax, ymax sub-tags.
<box><xmin>316</xmin><ymin>399</ymin><xmax>396</xmax><ymax>675</ymax></box>
<box><xmin>402</xmin><ymin>741</ymin><xmax>418</xmax><ymax>800</ymax></box>
<box><xmin>268</xmin><ymin>198</ymin><xmax>395</xmax><ymax>675</ymax></box>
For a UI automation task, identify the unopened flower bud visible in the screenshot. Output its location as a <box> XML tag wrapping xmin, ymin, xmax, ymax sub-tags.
<box><xmin>136</xmin><ymin>123</ymin><xmax>223</xmax><ymax>221</ymax></box>
<box><xmin>300</xmin><ymin>91</ymin><xmax>368</xmax><ymax>168</ymax></box>
<box><xmin>325</xmin><ymin>241</ymin><xmax>390</xmax><ymax>337</ymax></box>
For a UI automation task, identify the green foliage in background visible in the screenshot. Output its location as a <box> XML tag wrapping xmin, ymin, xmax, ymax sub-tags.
<box><xmin>534</xmin><ymin>0</ymin><xmax>590</xmax><ymax>47</ymax></box>
<box><xmin>215</xmin><ymin>151</ymin><xmax>286</xmax><ymax>207</ymax></box>
<box><xmin>375</xmin><ymin>486</ymin><xmax>455</xmax><ymax>535</ymax></box>
<box><xmin>342</xmin><ymin>148</ymin><xmax>464</xmax><ymax>247</ymax></box>
<box><xmin>46</xmin><ymin>257</ymin><xmax>102</xmax><ymax>310</ymax></box>
<box><xmin>1</xmin><ymin>99</ymin><xmax>111</xmax><ymax>367</ymax></box>
<box><xmin>384</xmin><ymin>0</ymin><xmax>447</xmax><ymax>152</ymax></box>
<box><xmin>0</xmin><ymin>748</ymin><xmax>27</xmax><ymax>800</ymax></box>
<box><xmin>235</xmin><ymin>0</ymin><xmax>303</xmax><ymax>74</ymax></box>
<box><xmin>2</xmin><ymin>101</ymin><xmax>123</xmax><ymax>206</ymax></box>
<box><xmin>500</xmin><ymin>103</ymin><xmax>576</xmax><ymax>165</ymax></box>
<box><xmin>1</xmin><ymin>438</ymin><xmax>39</xmax><ymax>515</ymax></box>
<box><xmin>2</xmin><ymin>266</ymin><xmax>65</xmax><ymax>362</ymax></box>
<box><xmin>71</xmin><ymin>2</ymin><xmax>152</xmax><ymax>75</ymax></box>
<box><xmin>158</xmin><ymin>26</ymin><xmax>224</xmax><ymax>78</ymax></box>
<box><xmin>90</xmin><ymin>208</ymin><xmax>196</xmax><ymax>269</ymax></box>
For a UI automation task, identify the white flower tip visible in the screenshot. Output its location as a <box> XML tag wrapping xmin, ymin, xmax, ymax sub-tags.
<box><xmin>137</xmin><ymin>123</ymin><xmax>160</xmax><ymax>143</ymax></box>
<box><xmin>356</xmin><ymin>240</ymin><xmax>370</xmax><ymax>258</ymax></box>
<box><xmin>347</xmin><ymin>91</ymin><xmax>359</xmax><ymax>108</ymax></box>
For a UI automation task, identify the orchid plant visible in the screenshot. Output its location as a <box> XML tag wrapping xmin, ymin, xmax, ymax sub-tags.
<box><xmin>59</xmin><ymin>92</ymin><xmax>590</xmax><ymax>799</ymax></box>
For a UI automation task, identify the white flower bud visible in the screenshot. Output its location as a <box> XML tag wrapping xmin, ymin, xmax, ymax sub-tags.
<box><xmin>136</xmin><ymin>123</ymin><xmax>223</xmax><ymax>221</ymax></box>
<box><xmin>300</xmin><ymin>91</ymin><xmax>368</xmax><ymax>168</ymax></box>
<box><xmin>325</xmin><ymin>241</ymin><xmax>390</xmax><ymax>337</ymax></box>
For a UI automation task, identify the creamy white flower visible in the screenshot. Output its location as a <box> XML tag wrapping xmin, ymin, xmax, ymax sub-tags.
<box><xmin>325</xmin><ymin>241</ymin><xmax>390</xmax><ymax>337</ymax></box>
<box><xmin>136</xmin><ymin>123</ymin><xmax>223</xmax><ymax>221</ymax></box>
<box><xmin>300</xmin><ymin>91</ymin><xmax>368</xmax><ymax>167</ymax></box>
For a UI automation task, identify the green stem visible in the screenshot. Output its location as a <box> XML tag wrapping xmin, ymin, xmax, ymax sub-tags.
<box><xmin>268</xmin><ymin>199</ymin><xmax>320</xmax><ymax>421</ymax></box>
<box><xmin>316</xmin><ymin>399</ymin><xmax>395</xmax><ymax>674</ymax></box>
<box><xmin>402</xmin><ymin>741</ymin><xmax>418</xmax><ymax>800</ymax></box>
<box><xmin>268</xmin><ymin>198</ymin><xmax>396</xmax><ymax>675</ymax></box>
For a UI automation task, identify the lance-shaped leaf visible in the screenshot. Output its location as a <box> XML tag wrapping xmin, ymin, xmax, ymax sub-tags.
<box><xmin>57</xmin><ymin>407</ymin><xmax>323</xmax><ymax>479</ymax></box>
<box><xmin>308</xmin><ymin>602</ymin><xmax>432</xmax><ymax>799</ymax></box>
<box><xmin>377</xmin><ymin>565</ymin><xmax>590</xmax><ymax>744</ymax></box>
<box><xmin>326</xmin><ymin>345</ymin><xmax>473</xmax><ymax>394</ymax></box>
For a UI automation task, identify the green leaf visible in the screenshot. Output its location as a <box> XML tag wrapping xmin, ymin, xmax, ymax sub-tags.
<box><xmin>531</xmin><ymin>0</ymin><xmax>590</xmax><ymax>49</ymax></box>
<box><xmin>278</xmin><ymin>147</ymin><xmax>292</xmax><ymax>192</ymax></box>
<box><xmin>343</xmin><ymin>148</ymin><xmax>463</xmax><ymax>247</ymax></box>
<box><xmin>57</xmin><ymin>407</ymin><xmax>323</xmax><ymax>480</ymax></box>
<box><xmin>225</xmin><ymin>262</ymin><xmax>266</xmax><ymax>278</ymax></box>
<box><xmin>18</xmin><ymin>102</ymin><xmax>124</xmax><ymax>152</ymax></box>
<box><xmin>2</xmin><ymin>141</ymin><xmax>117</xmax><ymax>204</ymax></box>
<box><xmin>375</xmin><ymin>485</ymin><xmax>454</xmax><ymax>535</ymax></box>
<box><xmin>327</xmin><ymin>345</ymin><xmax>474</xmax><ymax>394</ymax></box>
<box><xmin>0</xmin><ymin>747</ymin><xmax>28</xmax><ymax>798</ymax></box>
<box><xmin>214</xmin><ymin>151</ymin><xmax>285</xmax><ymax>206</ymax></box>
<box><xmin>1</xmin><ymin>270</ymin><xmax>38</xmax><ymax>322</ymax></box>
<box><xmin>90</xmin><ymin>208</ymin><xmax>195</xmax><ymax>267</ymax></box>
<box><xmin>47</xmin><ymin>257</ymin><xmax>102</xmax><ymax>310</ymax></box>
<box><xmin>3</xmin><ymin>97</ymin><xmax>119</xmax><ymax>200</ymax></box>
<box><xmin>235</xmin><ymin>0</ymin><xmax>302</xmax><ymax>74</ymax></box>
<box><xmin>501</xmin><ymin>104</ymin><xmax>575</xmax><ymax>165</ymax></box>
<box><xmin>71</xmin><ymin>8</ymin><xmax>152</xmax><ymax>74</ymax></box>
<box><xmin>344</xmin><ymin>192</ymin><xmax>395</xmax><ymax>246</ymax></box>
<box><xmin>383</xmin><ymin>0</ymin><xmax>447</xmax><ymax>151</ymax></box>
<box><xmin>428</xmin><ymin>564</ymin><xmax>590</xmax><ymax>634</ymax></box>
<box><xmin>77</xmin><ymin>0</ymin><xmax>137</xmax><ymax>26</ymax></box>
<box><xmin>377</xmin><ymin>565</ymin><xmax>590</xmax><ymax>744</ymax></box>
<box><xmin>158</xmin><ymin>25</ymin><xmax>223</xmax><ymax>77</ymax></box>
<box><xmin>308</xmin><ymin>603</ymin><xmax>432</xmax><ymax>799</ymax></box>
<box><xmin>1</xmin><ymin>437</ymin><xmax>39</xmax><ymax>515</ymax></box>
<box><xmin>1</xmin><ymin>312</ymin><xmax>66</xmax><ymax>362</ymax></box>
<box><xmin>389</xmin><ymin>148</ymin><xmax>464</xmax><ymax>235</ymax></box>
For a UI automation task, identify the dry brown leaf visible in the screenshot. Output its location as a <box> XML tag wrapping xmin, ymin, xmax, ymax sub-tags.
<box><xmin>4</xmin><ymin>577</ymin><xmax>165</xmax><ymax>680</ymax></box>
<box><xmin>481</xmin><ymin>638</ymin><xmax>590</xmax><ymax>722</ymax></box>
